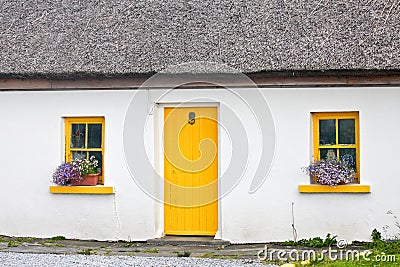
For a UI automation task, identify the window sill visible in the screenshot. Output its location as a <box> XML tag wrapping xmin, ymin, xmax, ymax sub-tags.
<box><xmin>49</xmin><ymin>185</ymin><xmax>114</xmax><ymax>194</ymax></box>
<box><xmin>298</xmin><ymin>184</ymin><xmax>370</xmax><ymax>193</ymax></box>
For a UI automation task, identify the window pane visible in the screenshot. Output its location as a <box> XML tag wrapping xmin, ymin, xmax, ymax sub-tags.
<box><xmin>71</xmin><ymin>124</ymin><xmax>86</xmax><ymax>148</ymax></box>
<box><xmin>340</xmin><ymin>148</ymin><xmax>357</xmax><ymax>170</ymax></box>
<box><xmin>88</xmin><ymin>124</ymin><xmax>102</xmax><ymax>148</ymax></box>
<box><xmin>338</xmin><ymin>119</ymin><xmax>355</xmax><ymax>144</ymax></box>
<box><xmin>319</xmin><ymin>119</ymin><xmax>336</xmax><ymax>145</ymax></box>
<box><xmin>89</xmin><ymin>151</ymin><xmax>102</xmax><ymax>173</ymax></box>
<box><xmin>72</xmin><ymin>151</ymin><xmax>87</xmax><ymax>160</ymax></box>
<box><xmin>320</xmin><ymin>148</ymin><xmax>337</xmax><ymax>160</ymax></box>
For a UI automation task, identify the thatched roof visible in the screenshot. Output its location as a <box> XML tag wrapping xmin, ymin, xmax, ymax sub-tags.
<box><xmin>1</xmin><ymin>0</ymin><xmax>399</xmax><ymax>77</ymax></box>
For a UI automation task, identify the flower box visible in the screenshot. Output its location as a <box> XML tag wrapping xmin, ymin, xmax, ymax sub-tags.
<box><xmin>52</xmin><ymin>156</ymin><xmax>100</xmax><ymax>186</ymax></box>
<box><xmin>71</xmin><ymin>173</ymin><xmax>99</xmax><ymax>186</ymax></box>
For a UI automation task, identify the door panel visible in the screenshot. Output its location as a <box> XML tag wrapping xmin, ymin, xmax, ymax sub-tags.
<box><xmin>164</xmin><ymin>107</ymin><xmax>218</xmax><ymax>236</ymax></box>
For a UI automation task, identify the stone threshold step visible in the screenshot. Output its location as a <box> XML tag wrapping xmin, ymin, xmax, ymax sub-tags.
<box><xmin>146</xmin><ymin>236</ymin><xmax>230</xmax><ymax>247</ymax></box>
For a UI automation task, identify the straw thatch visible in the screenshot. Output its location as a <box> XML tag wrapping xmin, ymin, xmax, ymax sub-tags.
<box><xmin>1</xmin><ymin>0</ymin><xmax>399</xmax><ymax>77</ymax></box>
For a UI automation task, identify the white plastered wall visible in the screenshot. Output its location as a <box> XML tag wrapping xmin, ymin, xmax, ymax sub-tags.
<box><xmin>0</xmin><ymin>87</ymin><xmax>399</xmax><ymax>242</ymax></box>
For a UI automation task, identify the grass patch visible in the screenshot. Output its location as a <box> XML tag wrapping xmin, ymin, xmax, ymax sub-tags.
<box><xmin>15</xmin><ymin>237</ymin><xmax>37</xmax><ymax>243</ymax></box>
<box><xmin>177</xmin><ymin>251</ymin><xmax>191</xmax><ymax>257</ymax></box>
<box><xmin>143</xmin><ymin>248</ymin><xmax>159</xmax><ymax>253</ymax></box>
<box><xmin>125</xmin><ymin>253</ymin><xmax>136</xmax><ymax>256</ymax></box>
<box><xmin>281</xmin><ymin>234</ymin><xmax>337</xmax><ymax>248</ymax></box>
<box><xmin>7</xmin><ymin>241</ymin><xmax>20</xmax><ymax>247</ymax></box>
<box><xmin>211</xmin><ymin>255</ymin><xmax>239</xmax><ymax>259</ymax></box>
<box><xmin>123</xmin><ymin>242</ymin><xmax>139</xmax><ymax>248</ymax></box>
<box><xmin>50</xmin><ymin>236</ymin><xmax>66</xmax><ymax>241</ymax></box>
<box><xmin>200</xmin><ymin>252</ymin><xmax>214</xmax><ymax>258</ymax></box>
<box><xmin>40</xmin><ymin>242</ymin><xmax>65</xmax><ymax>247</ymax></box>
<box><xmin>77</xmin><ymin>248</ymin><xmax>93</xmax><ymax>255</ymax></box>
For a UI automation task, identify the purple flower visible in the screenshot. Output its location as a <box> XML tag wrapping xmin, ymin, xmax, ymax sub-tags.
<box><xmin>303</xmin><ymin>157</ymin><xmax>355</xmax><ymax>186</ymax></box>
<box><xmin>52</xmin><ymin>162</ymin><xmax>82</xmax><ymax>185</ymax></box>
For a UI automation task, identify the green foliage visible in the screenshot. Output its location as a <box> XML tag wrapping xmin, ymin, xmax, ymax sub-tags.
<box><xmin>16</xmin><ymin>237</ymin><xmax>36</xmax><ymax>243</ymax></box>
<box><xmin>39</xmin><ymin>241</ymin><xmax>65</xmax><ymax>247</ymax></box>
<box><xmin>50</xmin><ymin>236</ymin><xmax>66</xmax><ymax>241</ymax></box>
<box><xmin>281</xmin><ymin>234</ymin><xmax>337</xmax><ymax>248</ymax></box>
<box><xmin>123</xmin><ymin>242</ymin><xmax>139</xmax><ymax>248</ymax></box>
<box><xmin>143</xmin><ymin>248</ymin><xmax>158</xmax><ymax>253</ymax></box>
<box><xmin>368</xmin><ymin>240</ymin><xmax>400</xmax><ymax>254</ymax></box>
<box><xmin>7</xmin><ymin>241</ymin><xmax>20</xmax><ymax>247</ymax></box>
<box><xmin>177</xmin><ymin>251</ymin><xmax>191</xmax><ymax>257</ymax></box>
<box><xmin>77</xmin><ymin>248</ymin><xmax>93</xmax><ymax>255</ymax></box>
<box><xmin>200</xmin><ymin>252</ymin><xmax>214</xmax><ymax>258</ymax></box>
<box><xmin>73</xmin><ymin>156</ymin><xmax>99</xmax><ymax>176</ymax></box>
<box><xmin>372</xmin><ymin>228</ymin><xmax>382</xmax><ymax>242</ymax></box>
<box><xmin>366</xmin><ymin>229</ymin><xmax>400</xmax><ymax>254</ymax></box>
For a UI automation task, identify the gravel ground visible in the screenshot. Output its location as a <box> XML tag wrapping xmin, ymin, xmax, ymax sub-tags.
<box><xmin>0</xmin><ymin>252</ymin><xmax>277</xmax><ymax>267</ymax></box>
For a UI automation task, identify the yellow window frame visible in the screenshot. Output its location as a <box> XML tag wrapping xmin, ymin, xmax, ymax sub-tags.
<box><xmin>312</xmin><ymin>112</ymin><xmax>360</xmax><ymax>183</ymax></box>
<box><xmin>65</xmin><ymin>117</ymin><xmax>105</xmax><ymax>184</ymax></box>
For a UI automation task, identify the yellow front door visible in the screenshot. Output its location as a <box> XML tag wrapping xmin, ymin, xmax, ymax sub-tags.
<box><xmin>164</xmin><ymin>107</ymin><xmax>218</xmax><ymax>236</ymax></box>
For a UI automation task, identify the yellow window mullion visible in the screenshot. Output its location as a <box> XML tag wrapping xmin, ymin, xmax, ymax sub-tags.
<box><xmin>313</xmin><ymin>115</ymin><xmax>319</xmax><ymax>161</ymax></box>
<box><xmin>319</xmin><ymin>145</ymin><xmax>357</xmax><ymax>149</ymax></box>
<box><xmin>84</xmin><ymin>123</ymin><xmax>88</xmax><ymax>159</ymax></box>
<box><xmin>65</xmin><ymin>119</ymin><xmax>72</xmax><ymax>162</ymax></box>
<box><xmin>335</xmin><ymin>118</ymin><xmax>339</xmax><ymax>159</ymax></box>
<box><xmin>69</xmin><ymin>148</ymin><xmax>102</xmax><ymax>152</ymax></box>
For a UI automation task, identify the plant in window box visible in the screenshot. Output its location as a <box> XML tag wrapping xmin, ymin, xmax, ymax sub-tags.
<box><xmin>70</xmin><ymin>156</ymin><xmax>100</xmax><ymax>186</ymax></box>
<box><xmin>303</xmin><ymin>155</ymin><xmax>355</xmax><ymax>186</ymax></box>
<box><xmin>52</xmin><ymin>156</ymin><xmax>100</xmax><ymax>186</ymax></box>
<box><xmin>52</xmin><ymin>162</ymin><xmax>81</xmax><ymax>186</ymax></box>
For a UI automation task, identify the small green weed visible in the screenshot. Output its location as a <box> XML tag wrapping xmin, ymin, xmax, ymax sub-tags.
<box><xmin>372</xmin><ymin>228</ymin><xmax>382</xmax><ymax>242</ymax></box>
<box><xmin>123</xmin><ymin>242</ymin><xmax>139</xmax><ymax>248</ymax></box>
<box><xmin>200</xmin><ymin>252</ymin><xmax>214</xmax><ymax>258</ymax></box>
<box><xmin>365</xmin><ymin>229</ymin><xmax>400</xmax><ymax>254</ymax></box>
<box><xmin>143</xmin><ymin>248</ymin><xmax>158</xmax><ymax>253</ymax></box>
<box><xmin>7</xmin><ymin>241</ymin><xmax>20</xmax><ymax>247</ymax></box>
<box><xmin>15</xmin><ymin>237</ymin><xmax>36</xmax><ymax>243</ymax></box>
<box><xmin>77</xmin><ymin>248</ymin><xmax>93</xmax><ymax>255</ymax></box>
<box><xmin>177</xmin><ymin>251</ymin><xmax>191</xmax><ymax>257</ymax></box>
<box><xmin>281</xmin><ymin>233</ymin><xmax>337</xmax><ymax>248</ymax></box>
<box><xmin>50</xmin><ymin>236</ymin><xmax>66</xmax><ymax>241</ymax></box>
<box><xmin>41</xmin><ymin>242</ymin><xmax>65</xmax><ymax>247</ymax></box>
<box><xmin>211</xmin><ymin>255</ymin><xmax>238</xmax><ymax>259</ymax></box>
